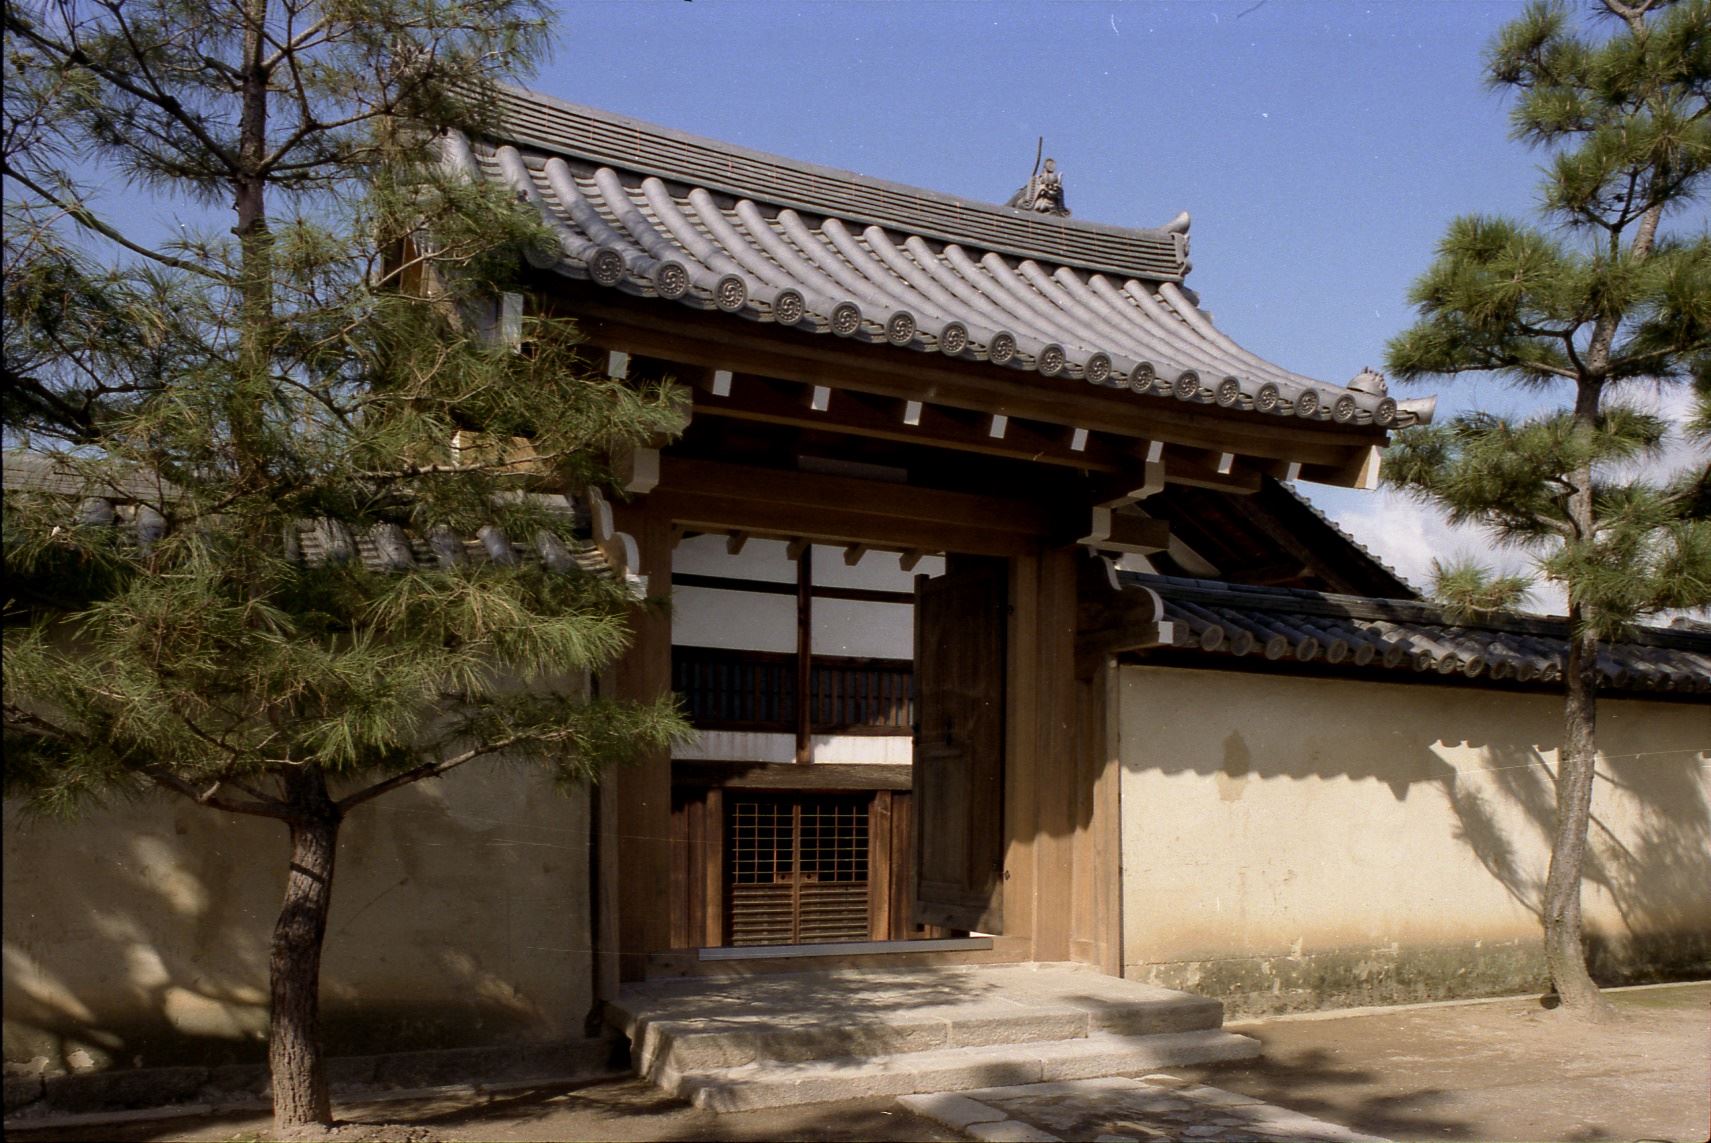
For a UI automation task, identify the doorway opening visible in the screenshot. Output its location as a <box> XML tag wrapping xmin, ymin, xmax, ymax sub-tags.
<box><xmin>668</xmin><ymin>532</ymin><xmax>1005</xmax><ymax>950</ymax></box>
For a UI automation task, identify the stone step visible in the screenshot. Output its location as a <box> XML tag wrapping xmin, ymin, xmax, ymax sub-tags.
<box><xmin>661</xmin><ymin>1028</ymin><xmax>1263</xmax><ymax>1112</ymax></box>
<box><xmin>612</xmin><ymin>978</ymin><xmax>1224</xmax><ymax>1078</ymax></box>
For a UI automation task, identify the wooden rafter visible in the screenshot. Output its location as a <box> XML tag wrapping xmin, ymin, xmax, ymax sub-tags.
<box><xmin>546</xmin><ymin>286</ymin><xmax>1387</xmax><ymax>479</ymax></box>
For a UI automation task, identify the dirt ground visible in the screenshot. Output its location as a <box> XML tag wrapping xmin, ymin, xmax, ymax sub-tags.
<box><xmin>7</xmin><ymin>981</ymin><xmax>1707</xmax><ymax>1143</ymax></box>
<box><xmin>1186</xmin><ymin>981</ymin><xmax>1711</xmax><ymax>1143</ymax></box>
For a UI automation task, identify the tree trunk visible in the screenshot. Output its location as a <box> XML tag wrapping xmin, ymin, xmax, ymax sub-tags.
<box><xmin>269</xmin><ymin>768</ymin><xmax>342</xmax><ymax>1129</ymax></box>
<box><xmin>1540</xmin><ymin>626</ymin><xmax>1613</xmax><ymax>1019</ymax></box>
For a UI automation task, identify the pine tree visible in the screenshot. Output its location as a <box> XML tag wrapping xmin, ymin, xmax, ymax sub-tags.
<box><xmin>2</xmin><ymin>0</ymin><xmax>688</xmax><ymax>1128</ymax></box>
<box><xmin>1385</xmin><ymin>0</ymin><xmax>1711</xmax><ymax>1019</ymax></box>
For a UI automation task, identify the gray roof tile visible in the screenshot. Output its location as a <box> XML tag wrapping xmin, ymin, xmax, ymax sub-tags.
<box><xmin>1130</xmin><ymin>572</ymin><xmax>1710</xmax><ymax>697</ymax></box>
<box><xmin>455</xmin><ymin>89</ymin><xmax>1433</xmax><ymax>432</ymax></box>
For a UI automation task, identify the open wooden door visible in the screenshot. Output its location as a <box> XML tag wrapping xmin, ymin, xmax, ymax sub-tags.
<box><xmin>912</xmin><ymin>555</ymin><xmax>1007</xmax><ymax>933</ymax></box>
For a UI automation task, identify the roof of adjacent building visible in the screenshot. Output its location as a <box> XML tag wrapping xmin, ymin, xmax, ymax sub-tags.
<box><xmin>1</xmin><ymin>452</ymin><xmax>617</xmax><ymax>582</ymax></box>
<box><xmin>1129</xmin><ymin>572</ymin><xmax>1711</xmax><ymax>698</ymax></box>
<box><xmin>449</xmin><ymin>87</ymin><xmax>1427</xmax><ymax>432</ymax></box>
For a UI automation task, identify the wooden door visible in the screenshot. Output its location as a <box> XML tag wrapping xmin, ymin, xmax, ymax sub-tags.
<box><xmin>912</xmin><ymin>555</ymin><xmax>1007</xmax><ymax>933</ymax></box>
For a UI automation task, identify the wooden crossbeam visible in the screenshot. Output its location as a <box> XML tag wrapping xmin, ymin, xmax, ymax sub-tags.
<box><xmin>563</xmin><ymin>295</ymin><xmax>1385</xmax><ymax>476</ymax></box>
<box><xmin>653</xmin><ymin>457</ymin><xmax>1047</xmax><ymax>557</ymax></box>
<box><xmin>683</xmin><ymin>371</ymin><xmax>1134</xmax><ymax>473</ymax></box>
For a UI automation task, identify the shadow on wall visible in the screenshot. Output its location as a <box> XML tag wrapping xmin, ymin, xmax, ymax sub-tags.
<box><xmin>2</xmin><ymin>766</ymin><xmax>593</xmax><ymax>1074</ymax></box>
<box><xmin>1131</xmin><ymin>669</ymin><xmax>1711</xmax><ymax>986</ymax></box>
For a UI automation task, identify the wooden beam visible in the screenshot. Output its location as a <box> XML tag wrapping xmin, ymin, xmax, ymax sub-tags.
<box><xmin>899</xmin><ymin>549</ymin><xmax>927</xmax><ymax>573</ymax></box>
<box><xmin>725</xmin><ymin>530</ymin><xmax>748</xmax><ymax>556</ymax></box>
<box><xmin>1157</xmin><ymin>444</ymin><xmax>1263</xmax><ymax>494</ymax></box>
<box><xmin>674</xmin><ymin>571</ymin><xmax>913</xmax><ymax>603</ymax></box>
<box><xmin>843</xmin><ymin>543</ymin><xmax>867</xmax><ymax>566</ymax></box>
<box><xmin>651</xmin><ymin>456</ymin><xmax>1052</xmax><ymax>556</ymax></box>
<box><xmin>686</xmin><ymin>373</ymin><xmax>1133</xmax><ymax>473</ymax></box>
<box><xmin>786</xmin><ymin>538</ymin><xmax>810</xmax><ymax>561</ymax></box>
<box><xmin>672</xmin><ymin>760</ymin><xmax>912</xmax><ymax>791</ymax></box>
<box><xmin>554</xmin><ymin>286</ymin><xmax>1387</xmax><ymax>474</ymax></box>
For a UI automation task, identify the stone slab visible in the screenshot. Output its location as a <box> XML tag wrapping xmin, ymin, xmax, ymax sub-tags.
<box><xmin>897</xmin><ymin>1091</ymin><xmax>1010</xmax><ymax>1129</ymax></box>
<box><xmin>903</xmin><ymin>1077</ymin><xmax>1392</xmax><ymax>1143</ymax></box>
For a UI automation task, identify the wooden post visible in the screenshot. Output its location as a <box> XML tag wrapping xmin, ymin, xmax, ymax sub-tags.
<box><xmin>796</xmin><ymin>544</ymin><xmax>813</xmax><ymax>764</ymax></box>
<box><xmin>608</xmin><ymin>499</ymin><xmax>674</xmax><ymax>980</ymax></box>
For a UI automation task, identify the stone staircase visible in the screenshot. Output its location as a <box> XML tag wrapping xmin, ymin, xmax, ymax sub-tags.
<box><xmin>609</xmin><ymin>963</ymin><xmax>1261</xmax><ymax>1112</ymax></box>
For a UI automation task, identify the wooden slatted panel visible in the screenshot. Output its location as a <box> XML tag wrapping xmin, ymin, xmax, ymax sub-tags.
<box><xmin>726</xmin><ymin>794</ymin><xmax>870</xmax><ymax>946</ymax></box>
<box><xmin>675</xmin><ymin>647</ymin><xmax>911</xmax><ymax>734</ymax></box>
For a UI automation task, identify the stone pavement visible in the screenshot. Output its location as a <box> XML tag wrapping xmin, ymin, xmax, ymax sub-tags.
<box><xmin>902</xmin><ymin>1074</ymin><xmax>1389</xmax><ymax>1143</ymax></box>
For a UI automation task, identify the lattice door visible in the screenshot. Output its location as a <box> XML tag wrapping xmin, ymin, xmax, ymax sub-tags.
<box><xmin>727</xmin><ymin>794</ymin><xmax>870</xmax><ymax>946</ymax></box>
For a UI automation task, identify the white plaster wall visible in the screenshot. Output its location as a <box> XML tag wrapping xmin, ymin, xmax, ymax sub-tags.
<box><xmin>675</xmin><ymin>731</ymin><xmax>912</xmax><ymax>764</ymax></box>
<box><xmin>4</xmin><ymin>763</ymin><xmax>593</xmax><ymax>1070</ymax></box>
<box><xmin>1118</xmin><ymin>665</ymin><xmax>1711</xmax><ymax>991</ymax></box>
<box><xmin>670</xmin><ymin>535</ymin><xmax>941</xmax><ymax>660</ymax></box>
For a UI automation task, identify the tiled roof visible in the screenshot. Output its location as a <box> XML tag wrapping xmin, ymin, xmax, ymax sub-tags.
<box><xmin>449</xmin><ymin>88</ymin><xmax>1433</xmax><ymax>431</ymax></box>
<box><xmin>2</xmin><ymin>452</ymin><xmax>617</xmax><ymax>582</ymax></box>
<box><xmin>1132</xmin><ymin>572</ymin><xmax>1711</xmax><ymax>697</ymax></box>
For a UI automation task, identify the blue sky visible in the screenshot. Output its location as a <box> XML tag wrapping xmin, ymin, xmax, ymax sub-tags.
<box><xmin>534</xmin><ymin>0</ymin><xmax>1583</xmax><ymax>600</ymax></box>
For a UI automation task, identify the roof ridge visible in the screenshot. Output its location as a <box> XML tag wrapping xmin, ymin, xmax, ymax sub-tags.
<box><xmin>482</xmin><ymin>84</ymin><xmax>1190</xmax><ymax>283</ymax></box>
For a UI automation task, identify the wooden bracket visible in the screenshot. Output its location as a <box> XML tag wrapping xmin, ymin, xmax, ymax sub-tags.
<box><xmin>1077</xmin><ymin>507</ymin><xmax>1170</xmax><ymax>554</ymax></box>
<box><xmin>614</xmin><ymin>447</ymin><xmax>660</xmax><ymax>495</ymax></box>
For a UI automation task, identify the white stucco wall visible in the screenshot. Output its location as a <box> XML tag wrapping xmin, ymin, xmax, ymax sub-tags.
<box><xmin>1119</xmin><ymin>664</ymin><xmax>1710</xmax><ymax>1012</ymax></box>
<box><xmin>4</xmin><ymin>763</ymin><xmax>593</xmax><ymax>1071</ymax></box>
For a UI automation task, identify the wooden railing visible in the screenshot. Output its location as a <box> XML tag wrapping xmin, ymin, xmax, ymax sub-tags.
<box><xmin>673</xmin><ymin>646</ymin><xmax>912</xmax><ymax>736</ymax></box>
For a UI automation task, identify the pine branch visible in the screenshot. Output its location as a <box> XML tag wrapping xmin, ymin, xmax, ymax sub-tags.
<box><xmin>144</xmin><ymin>766</ymin><xmax>294</xmax><ymax>820</ymax></box>
<box><xmin>335</xmin><ymin>729</ymin><xmax>566</xmax><ymax>812</ymax></box>
<box><xmin>0</xmin><ymin>162</ymin><xmax>234</xmax><ymax>282</ymax></box>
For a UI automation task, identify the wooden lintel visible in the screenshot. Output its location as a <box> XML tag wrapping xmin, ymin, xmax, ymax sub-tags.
<box><xmin>658</xmin><ymin>456</ymin><xmax>1052</xmax><ymax>539</ymax></box>
<box><xmin>672</xmin><ymin>760</ymin><xmax>912</xmax><ymax>792</ymax></box>
<box><xmin>687</xmin><ymin>374</ymin><xmax>1130</xmax><ymax>473</ymax></box>
<box><xmin>1077</xmin><ymin>508</ymin><xmax>1170</xmax><ymax>555</ymax></box>
<box><xmin>555</xmin><ymin>290</ymin><xmax>1384</xmax><ymax>468</ymax></box>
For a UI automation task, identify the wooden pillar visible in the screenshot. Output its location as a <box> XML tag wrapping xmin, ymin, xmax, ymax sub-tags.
<box><xmin>607</xmin><ymin>499</ymin><xmax>674</xmax><ymax>980</ymax></box>
<box><xmin>1003</xmin><ymin>552</ymin><xmax>1041</xmax><ymax>955</ymax></box>
<box><xmin>1031</xmin><ymin>545</ymin><xmax>1080</xmax><ymax>962</ymax></box>
<box><xmin>795</xmin><ymin>545</ymin><xmax>813</xmax><ymax>764</ymax></box>
<box><xmin>1071</xmin><ymin>659</ymin><xmax>1124</xmax><ymax>974</ymax></box>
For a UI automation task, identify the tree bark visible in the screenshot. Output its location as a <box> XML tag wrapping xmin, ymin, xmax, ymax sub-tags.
<box><xmin>269</xmin><ymin>767</ymin><xmax>342</xmax><ymax>1129</ymax></box>
<box><xmin>1540</xmin><ymin>385</ymin><xmax>1616</xmax><ymax>1021</ymax></box>
<box><xmin>1541</xmin><ymin>624</ymin><xmax>1613</xmax><ymax>1019</ymax></box>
